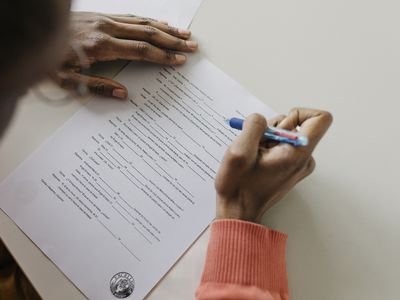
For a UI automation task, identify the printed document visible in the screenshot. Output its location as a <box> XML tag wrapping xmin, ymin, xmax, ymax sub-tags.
<box><xmin>0</xmin><ymin>55</ymin><xmax>276</xmax><ymax>299</ymax></box>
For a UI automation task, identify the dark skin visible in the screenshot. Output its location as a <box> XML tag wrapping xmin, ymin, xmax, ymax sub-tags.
<box><xmin>0</xmin><ymin>6</ymin><xmax>197</xmax><ymax>133</ymax></box>
<box><xmin>0</xmin><ymin>0</ymin><xmax>332</xmax><ymax>224</ymax></box>
<box><xmin>54</xmin><ymin>12</ymin><xmax>198</xmax><ymax>99</ymax></box>
<box><xmin>216</xmin><ymin>109</ymin><xmax>332</xmax><ymax>223</ymax></box>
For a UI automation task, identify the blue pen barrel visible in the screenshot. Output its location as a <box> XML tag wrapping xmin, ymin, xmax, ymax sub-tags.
<box><xmin>227</xmin><ymin>117</ymin><xmax>308</xmax><ymax>147</ymax></box>
<box><xmin>228</xmin><ymin>118</ymin><xmax>244</xmax><ymax>130</ymax></box>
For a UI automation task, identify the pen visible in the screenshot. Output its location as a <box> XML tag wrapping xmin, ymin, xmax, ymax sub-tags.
<box><xmin>226</xmin><ymin>117</ymin><xmax>308</xmax><ymax>147</ymax></box>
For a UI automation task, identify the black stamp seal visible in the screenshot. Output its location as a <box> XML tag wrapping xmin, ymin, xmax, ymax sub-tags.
<box><xmin>110</xmin><ymin>272</ymin><xmax>135</xmax><ymax>298</ymax></box>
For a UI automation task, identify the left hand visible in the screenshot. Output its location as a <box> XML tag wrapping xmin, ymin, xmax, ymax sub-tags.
<box><xmin>54</xmin><ymin>12</ymin><xmax>198</xmax><ymax>99</ymax></box>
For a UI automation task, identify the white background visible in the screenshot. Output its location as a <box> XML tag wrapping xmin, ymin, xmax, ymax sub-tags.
<box><xmin>1</xmin><ymin>0</ymin><xmax>400</xmax><ymax>299</ymax></box>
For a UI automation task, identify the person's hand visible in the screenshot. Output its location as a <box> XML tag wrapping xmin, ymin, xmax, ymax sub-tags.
<box><xmin>215</xmin><ymin>108</ymin><xmax>333</xmax><ymax>223</ymax></box>
<box><xmin>54</xmin><ymin>12</ymin><xmax>198</xmax><ymax>99</ymax></box>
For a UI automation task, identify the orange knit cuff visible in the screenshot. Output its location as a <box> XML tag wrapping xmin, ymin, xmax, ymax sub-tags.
<box><xmin>200</xmin><ymin>219</ymin><xmax>289</xmax><ymax>294</ymax></box>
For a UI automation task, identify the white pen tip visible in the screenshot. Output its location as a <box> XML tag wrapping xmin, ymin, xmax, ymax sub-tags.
<box><xmin>298</xmin><ymin>136</ymin><xmax>309</xmax><ymax>146</ymax></box>
<box><xmin>224</xmin><ymin>118</ymin><xmax>231</xmax><ymax>125</ymax></box>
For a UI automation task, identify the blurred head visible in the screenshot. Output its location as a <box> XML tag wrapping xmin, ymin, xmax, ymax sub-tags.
<box><xmin>0</xmin><ymin>0</ymin><xmax>71</xmax><ymax>138</ymax></box>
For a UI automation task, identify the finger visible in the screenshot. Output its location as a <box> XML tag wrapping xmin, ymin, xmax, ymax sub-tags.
<box><xmin>229</xmin><ymin>114</ymin><xmax>267</xmax><ymax>166</ymax></box>
<box><xmin>257</xmin><ymin>114</ymin><xmax>286</xmax><ymax>148</ymax></box>
<box><xmin>108</xmin><ymin>23</ymin><xmax>197</xmax><ymax>52</ymax></box>
<box><xmin>53</xmin><ymin>70</ymin><xmax>128</xmax><ymax>100</ymax></box>
<box><xmin>109</xmin><ymin>38</ymin><xmax>187</xmax><ymax>65</ymax></box>
<box><xmin>215</xmin><ymin>114</ymin><xmax>267</xmax><ymax>196</ymax></box>
<box><xmin>104</xmin><ymin>14</ymin><xmax>159</xmax><ymax>22</ymax></box>
<box><xmin>106</xmin><ymin>15</ymin><xmax>191</xmax><ymax>39</ymax></box>
<box><xmin>278</xmin><ymin>107</ymin><xmax>333</xmax><ymax>151</ymax></box>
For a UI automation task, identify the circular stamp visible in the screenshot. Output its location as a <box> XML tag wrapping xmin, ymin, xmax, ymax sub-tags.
<box><xmin>110</xmin><ymin>272</ymin><xmax>135</xmax><ymax>298</ymax></box>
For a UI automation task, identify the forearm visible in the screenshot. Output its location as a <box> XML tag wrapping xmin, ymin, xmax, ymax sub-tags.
<box><xmin>196</xmin><ymin>220</ymin><xmax>289</xmax><ymax>300</ymax></box>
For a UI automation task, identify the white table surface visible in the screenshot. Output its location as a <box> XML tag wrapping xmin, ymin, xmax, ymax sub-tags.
<box><xmin>1</xmin><ymin>0</ymin><xmax>400</xmax><ymax>299</ymax></box>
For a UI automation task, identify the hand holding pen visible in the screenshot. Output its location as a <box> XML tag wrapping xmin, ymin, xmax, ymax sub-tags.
<box><xmin>215</xmin><ymin>108</ymin><xmax>333</xmax><ymax>223</ymax></box>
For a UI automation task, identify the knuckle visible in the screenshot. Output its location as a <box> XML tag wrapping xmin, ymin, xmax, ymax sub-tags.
<box><xmin>289</xmin><ymin>107</ymin><xmax>300</xmax><ymax>117</ymax></box>
<box><xmin>246</xmin><ymin>113</ymin><xmax>267</xmax><ymax>128</ymax></box>
<box><xmin>93</xmin><ymin>82</ymin><xmax>106</xmax><ymax>94</ymax></box>
<box><xmin>93</xmin><ymin>17</ymin><xmax>111</xmax><ymax>31</ymax></box>
<box><xmin>290</xmin><ymin>107</ymin><xmax>300</xmax><ymax>112</ymax></box>
<box><xmin>286</xmin><ymin>108</ymin><xmax>301</xmax><ymax>126</ymax></box>
<box><xmin>85</xmin><ymin>33</ymin><xmax>109</xmax><ymax>51</ymax></box>
<box><xmin>164</xmin><ymin>50</ymin><xmax>176</xmax><ymax>61</ymax></box>
<box><xmin>143</xmin><ymin>25</ymin><xmax>158</xmax><ymax>37</ymax></box>
<box><xmin>321</xmin><ymin>111</ymin><xmax>334</xmax><ymax>124</ymax></box>
<box><xmin>249</xmin><ymin>113</ymin><xmax>266</xmax><ymax>123</ymax></box>
<box><xmin>178</xmin><ymin>39</ymin><xmax>187</xmax><ymax>48</ymax></box>
<box><xmin>137</xmin><ymin>17</ymin><xmax>152</xmax><ymax>25</ymax></box>
<box><xmin>135</xmin><ymin>41</ymin><xmax>151</xmax><ymax>57</ymax></box>
<box><xmin>167</xmin><ymin>26</ymin><xmax>179</xmax><ymax>35</ymax></box>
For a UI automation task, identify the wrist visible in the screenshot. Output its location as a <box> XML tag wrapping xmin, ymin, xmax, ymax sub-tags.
<box><xmin>216</xmin><ymin>203</ymin><xmax>260</xmax><ymax>224</ymax></box>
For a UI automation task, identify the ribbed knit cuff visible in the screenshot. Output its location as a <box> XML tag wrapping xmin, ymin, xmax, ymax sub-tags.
<box><xmin>200</xmin><ymin>219</ymin><xmax>288</xmax><ymax>293</ymax></box>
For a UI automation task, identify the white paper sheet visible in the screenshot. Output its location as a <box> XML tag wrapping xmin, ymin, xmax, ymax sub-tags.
<box><xmin>71</xmin><ymin>0</ymin><xmax>203</xmax><ymax>28</ymax></box>
<box><xmin>0</xmin><ymin>55</ymin><xmax>276</xmax><ymax>300</ymax></box>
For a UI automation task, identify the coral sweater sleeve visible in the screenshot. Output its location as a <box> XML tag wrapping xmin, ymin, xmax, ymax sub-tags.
<box><xmin>196</xmin><ymin>219</ymin><xmax>289</xmax><ymax>300</ymax></box>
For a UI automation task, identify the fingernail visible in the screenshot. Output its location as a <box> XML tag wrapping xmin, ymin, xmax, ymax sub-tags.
<box><xmin>186</xmin><ymin>41</ymin><xmax>198</xmax><ymax>50</ymax></box>
<box><xmin>175</xmin><ymin>54</ymin><xmax>187</xmax><ymax>64</ymax></box>
<box><xmin>178</xmin><ymin>28</ymin><xmax>191</xmax><ymax>36</ymax></box>
<box><xmin>112</xmin><ymin>88</ymin><xmax>127</xmax><ymax>99</ymax></box>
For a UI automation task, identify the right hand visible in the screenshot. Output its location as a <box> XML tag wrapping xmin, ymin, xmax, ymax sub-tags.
<box><xmin>215</xmin><ymin>108</ymin><xmax>333</xmax><ymax>223</ymax></box>
<box><xmin>54</xmin><ymin>12</ymin><xmax>198</xmax><ymax>99</ymax></box>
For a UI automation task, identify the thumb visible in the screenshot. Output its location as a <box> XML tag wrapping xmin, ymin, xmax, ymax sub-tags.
<box><xmin>52</xmin><ymin>70</ymin><xmax>128</xmax><ymax>100</ymax></box>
